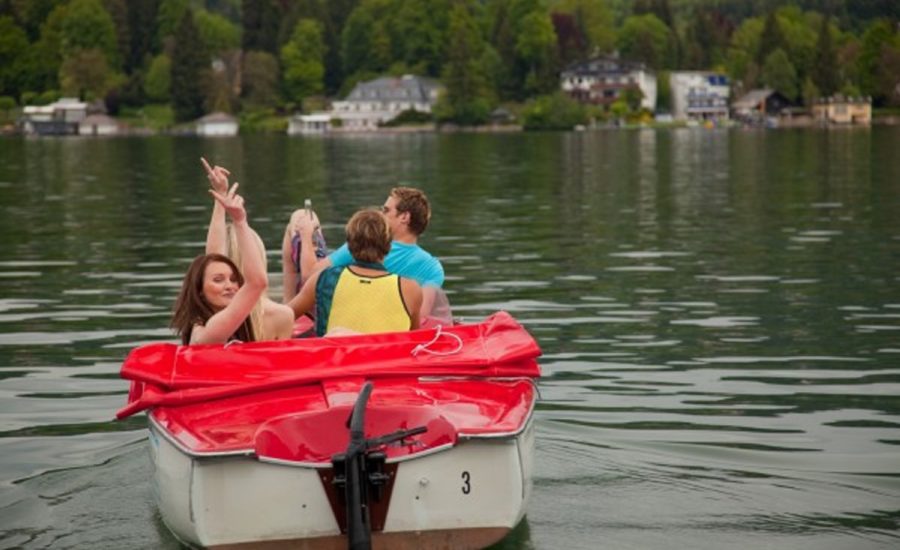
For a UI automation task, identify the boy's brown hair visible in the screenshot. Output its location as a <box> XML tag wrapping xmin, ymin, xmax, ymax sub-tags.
<box><xmin>346</xmin><ymin>209</ymin><xmax>392</xmax><ymax>263</ymax></box>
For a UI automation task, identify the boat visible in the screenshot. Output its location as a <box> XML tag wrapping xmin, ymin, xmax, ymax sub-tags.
<box><xmin>117</xmin><ymin>311</ymin><xmax>542</xmax><ymax>549</ymax></box>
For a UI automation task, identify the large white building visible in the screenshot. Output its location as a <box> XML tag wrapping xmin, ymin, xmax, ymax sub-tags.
<box><xmin>289</xmin><ymin>75</ymin><xmax>443</xmax><ymax>134</ymax></box>
<box><xmin>20</xmin><ymin>97</ymin><xmax>88</xmax><ymax>135</ymax></box>
<box><xmin>669</xmin><ymin>72</ymin><xmax>730</xmax><ymax>121</ymax></box>
<box><xmin>560</xmin><ymin>57</ymin><xmax>657</xmax><ymax>112</ymax></box>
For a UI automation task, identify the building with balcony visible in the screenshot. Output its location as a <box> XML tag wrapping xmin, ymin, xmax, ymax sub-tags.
<box><xmin>670</xmin><ymin>72</ymin><xmax>730</xmax><ymax>121</ymax></box>
<box><xmin>560</xmin><ymin>56</ymin><xmax>657</xmax><ymax>111</ymax></box>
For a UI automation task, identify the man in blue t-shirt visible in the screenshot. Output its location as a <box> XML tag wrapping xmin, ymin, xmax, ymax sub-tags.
<box><xmin>284</xmin><ymin>187</ymin><xmax>445</xmax><ymax>320</ymax></box>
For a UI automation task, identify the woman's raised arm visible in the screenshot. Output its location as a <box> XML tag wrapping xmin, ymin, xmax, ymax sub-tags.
<box><xmin>190</xmin><ymin>184</ymin><xmax>268</xmax><ymax>345</ymax></box>
<box><xmin>201</xmin><ymin>157</ymin><xmax>230</xmax><ymax>256</ymax></box>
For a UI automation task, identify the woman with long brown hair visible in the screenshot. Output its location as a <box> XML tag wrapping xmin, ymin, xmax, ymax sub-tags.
<box><xmin>171</xmin><ymin>182</ymin><xmax>268</xmax><ymax>345</ymax></box>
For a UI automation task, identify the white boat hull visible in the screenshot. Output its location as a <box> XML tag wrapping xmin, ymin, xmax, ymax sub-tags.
<box><xmin>149</xmin><ymin>417</ymin><xmax>535</xmax><ymax>549</ymax></box>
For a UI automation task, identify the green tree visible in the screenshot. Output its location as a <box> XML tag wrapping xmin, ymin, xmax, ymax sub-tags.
<box><xmin>683</xmin><ymin>7</ymin><xmax>732</xmax><ymax>69</ymax></box>
<box><xmin>0</xmin><ymin>16</ymin><xmax>28</xmax><ymax>98</ymax></box>
<box><xmin>725</xmin><ymin>17</ymin><xmax>764</xmax><ymax>89</ymax></box>
<box><xmin>241</xmin><ymin>50</ymin><xmax>280</xmax><ymax>107</ymax></box>
<box><xmin>515</xmin><ymin>10</ymin><xmax>557</xmax><ymax>96</ymax></box>
<box><xmin>144</xmin><ymin>53</ymin><xmax>171</xmax><ymax>102</ymax></box>
<box><xmin>555</xmin><ymin>0</ymin><xmax>616</xmax><ymax>55</ymax></box>
<box><xmin>771</xmin><ymin>7</ymin><xmax>817</xmax><ymax>91</ymax></box>
<box><xmin>617</xmin><ymin>14</ymin><xmax>671</xmax><ymax>69</ymax></box>
<box><xmin>656</xmin><ymin>70</ymin><xmax>671</xmax><ymax>112</ymax></box>
<box><xmin>341</xmin><ymin>0</ymin><xmax>393</xmax><ymax>79</ymax></box>
<box><xmin>610</xmin><ymin>97</ymin><xmax>628</xmax><ymax>119</ymax></box>
<box><xmin>125</xmin><ymin>0</ymin><xmax>160</xmax><ymax>73</ymax></box>
<box><xmin>812</xmin><ymin>15</ymin><xmax>839</xmax><ymax>97</ymax></box>
<box><xmin>802</xmin><ymin>76</ymin><xmax>819</xmax><ymax>108</ymax></box>
<box><xmin>858</xmin><ymin>19</ymin><xmax>899</xmax><ymax>102</ymax></box>
<box><xmin>873</xmin><ymin>42</ymin><xmax>900</xmax><ymax>106</ymax></box>
<box><xmin>633</xmin><ymin>0</ymin><xmax>672</xmax><ymax>27</ymax></box>
<box><xmin>318</xmin><ymin>0</ymin><xmax>358</xmax><ymax>94</ymax></box>
<box><xmin>5</xmin><ymin>0</ymin><xmax>58</xmax><ymax>41</ymax></box>
<box><xmin>170</xmin><ymin>10</ymin><xmax>208</xmax><ymax>121</ymax></box>
<box><xmin>836</xmin><ymin>36</ymin><xmax>861</xmax><ymax>91</ymax></box>
<box><xmin>757</xmin><ymin>10</ymin><xmax>785</xmax><ymax>66</ymax></box>
<box><xmin>281</xmin><ymin>18</ymin><xmax>326</xmax><ymax>108</ymax></box>
<box><xmin>60</xmin><ymin>0</ymin><xmax>120</xmax><ymax>68</ymax></box>
<box><xmin>436</xmin><ymin>2</ymin><xmax>492</xmax><ymax>125</ymax></box>
<box><xmin>623</xmin><ymin>86</ymin><xmax>643</xmax><ymax>111</ymax></box>
<box><xmin>0</xmin><ymin>95</ymin><xmax>16</xmax><ymax>124</ymax></box>
<box><xmin>102</xmin><ymin>0</ymin><xmax>130</xmax><ymax>69</ymax></box>
<box><xmin>241</xmin><ymin>0</ymin><xmax>280</xmax><ymax>54</ymax></box>
<box><xmin>761</xmin><ymin>48</ymin><xmax>797</xmax><ymax>101</ymax></box>
<box><xmin>157</xmin><ymin>0</ymin><xmax>188</xmax><ymax>49</ymax></box>
<box><xmin>195</xmin><ymin>8</ymin><xmax>240</xmax><ymax>54</ymax></box>
<box><xmin>390</xmin><ymin>0</ymin><xmax>449</xmax><ymax>77</ymax></box>
<box><xmin>59</xmin><ymin>48</ymin><xmax>118</xmax><ymax>100</ymax></box>
<box><xmin>487</xmin><ymin>0</ymin><xmax>553</xmax><ymax>101</ymax></box>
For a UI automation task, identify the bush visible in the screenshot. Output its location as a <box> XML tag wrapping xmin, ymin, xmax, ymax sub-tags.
<box><xmin>36</xmin><ymin>90</ymin><xmax>60</xmax><ymax>105</ymax></box>
<box><xmin>118</xmin><ymin>104</ymin><xmax>174</xmax><ymax>131</ymax></box>
<box><xmin>0</xmin><ymin>96</ymin><xmax>16</xmax><ymax>124</ymax></box>
<box><xmin>522</xmin><ymin>92</ymin><xmax>588</xmax><ymax>130</ymax></box>
<box><xmin>238</xmin><ymin>108</ymin><xmax>288</xmax><ymax>133</ymax></box>
<box><xmin>381</xmin><ymin>109</ymin><xmax>433</xmax><ymax>127</ymax></box>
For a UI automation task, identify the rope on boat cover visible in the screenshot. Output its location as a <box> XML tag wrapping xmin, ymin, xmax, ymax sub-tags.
<box><xmin>411</xmin><ymin>325</ymin><xmax>463</xmax><ymax>357</ymax></box>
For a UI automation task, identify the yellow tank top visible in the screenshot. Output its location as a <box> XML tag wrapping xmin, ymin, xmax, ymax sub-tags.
<box><xmin>325</xmin><ymin>268</ymin><xmax>412</xmax><ymax>334</ymax></box>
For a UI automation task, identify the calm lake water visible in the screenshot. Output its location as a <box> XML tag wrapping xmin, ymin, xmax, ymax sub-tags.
<box><xmin>1</xmin><ymin>128</ymin><xmax>899</xmax><ymax>549</ymax></box>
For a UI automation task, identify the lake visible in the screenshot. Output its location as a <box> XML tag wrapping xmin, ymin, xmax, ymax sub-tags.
<box><xmin>1</xmin><ymin>128</ymin><xmax>899</xmax><ymax>549</ymax></box>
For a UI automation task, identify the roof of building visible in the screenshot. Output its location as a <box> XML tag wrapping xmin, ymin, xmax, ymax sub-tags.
<box><xmin>814</xmin><ymin>95</ymin><xmax>872</xmax><ymax>105</ymax></box>
<box><xmin>345</xmin><ymin>75</ymin><xmax>443</xmax><ymax>103</ymax></box>
<box><xmin>23</xmin><ymin>98</ymin><xmax>89</xmax><ymax>115</ymax></box>
<box><xmin>732</xmin><ymin>89</ymin><xmax>779</xmax><ymax>109</ymax></box>
<box><xmin>671</xmin><ymin>71</ymin><xmax>729</xmax><ymax>86</ymax></box>
<box><xmin>297</xmin><ymin>113</ymin><xmax>332</xmax><ymax>122</ymax></box>
<box><xmin>562</xmin><ymin>56</ymin><xmax>650</xmax><ymax>76</ymax></box>
<box><xmin>196</xmin><ymin>112</ymin><xmax>237</xmax><ymax>124</ymax></box>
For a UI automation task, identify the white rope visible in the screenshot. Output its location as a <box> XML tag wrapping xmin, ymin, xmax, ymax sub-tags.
<box><xmin>411</xmin><ymin>325</ymin><xmax>463</xmax><ymax>356</ymax></box>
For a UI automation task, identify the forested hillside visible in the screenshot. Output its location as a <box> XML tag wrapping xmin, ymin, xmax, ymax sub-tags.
<box><xmin>0</xmin><ymin>0</ymin><xmax>897</xmax><ymax>126</ymax></box>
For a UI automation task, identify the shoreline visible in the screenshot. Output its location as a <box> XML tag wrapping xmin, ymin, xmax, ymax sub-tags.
<box><xmin>3</xmin><ymin>116</ymin><xmax>898</xmax><ymax>138</ymax></box>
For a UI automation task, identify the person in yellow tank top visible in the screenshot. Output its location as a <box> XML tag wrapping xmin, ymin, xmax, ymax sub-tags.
<box><xmin>287</xmin><ymin>209</ymin><xmax>422</xmax><ymax>336</ymax></box>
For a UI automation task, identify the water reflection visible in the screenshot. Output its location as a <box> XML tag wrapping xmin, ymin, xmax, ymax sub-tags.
<box><xmin>1</xmin><ymin>128</ymin><xmax>899</xmax><ymax>548</ymax></box>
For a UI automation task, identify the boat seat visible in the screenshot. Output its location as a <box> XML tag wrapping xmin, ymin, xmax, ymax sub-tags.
<box><xmin>254</xmin><ymin>404</ymin><xmax>457</xmax><ymax>464</ymax></box>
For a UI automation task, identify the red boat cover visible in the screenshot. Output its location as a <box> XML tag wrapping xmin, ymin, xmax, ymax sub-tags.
<box><xmin>117</xmin><ymin>312</ymin><xmax>541</xmax><ymax>461</ymax></box>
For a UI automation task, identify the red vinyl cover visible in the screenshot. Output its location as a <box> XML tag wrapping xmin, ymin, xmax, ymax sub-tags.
<box><xmin>117</xmin><ymin>312</ymin><xmax>541</xmax><ymax>419</ymax></box>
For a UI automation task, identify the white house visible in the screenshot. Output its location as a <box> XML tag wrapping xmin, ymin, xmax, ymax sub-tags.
<box><xmin>560</xmin><ymin>57</ymin><xmax>657</xmax><ymax>111</ymax></box>
<box><xmin>812</xmin><ymin>95</ymin><xmax>872</xmax><ymax>125</ymax></box>
<box><xmin>287</xmin><ymin>113</ymin><xmax>332</xmax><ymax>135</ymax></box>
<box><xmin>78</xmin><ymin>113</ymin><xmax>119</xmax><ymax>136</ymax></box>
<box><xmin>313</xmin><ymin>75</ymin><xmax>443</xmax><ymax>132</ymax></box>
<box><xmin>21</xmin><ymin>97</ymin><xmax>88</xmax><ymax>135</ymax></box>
<box><xmin>669</xmin><ymin>72</ymin><xmax>730</xmax><ymax>121</ymax></box>
<box><xmin>195</xmin><ymin>112</ymin><xmax>238</xmax><ymax>136</ymax></box>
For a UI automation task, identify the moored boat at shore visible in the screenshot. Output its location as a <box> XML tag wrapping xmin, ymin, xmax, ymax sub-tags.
<box><xmin>117</xmin><ymin>312</ymin><xmax>541</xmax><ymax>549</ymax></box>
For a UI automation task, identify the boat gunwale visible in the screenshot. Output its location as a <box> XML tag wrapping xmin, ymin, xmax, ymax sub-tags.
<box><xmin>146</xmin><ymin>380</ymin><xmax>538</xmax><ymax>464</ymax></box>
